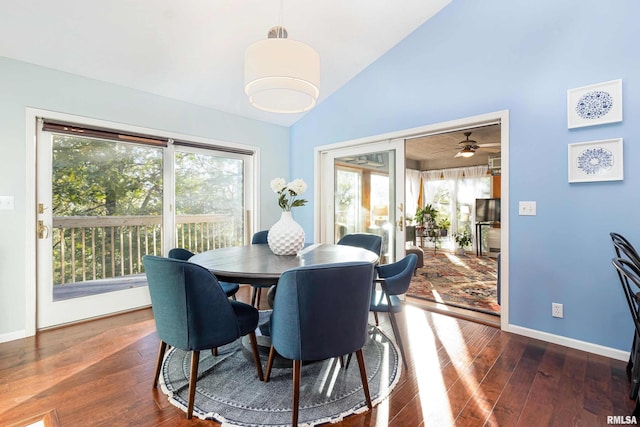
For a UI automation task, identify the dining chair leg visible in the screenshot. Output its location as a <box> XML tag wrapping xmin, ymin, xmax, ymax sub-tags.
<box><xmin>251</xmin><ymin>286</ymin><xmax>259</xmax><ymax>308</ymax></box>
<box><xmin>153</xmin><ymin>341</ymin><xmax>168</xmax><ymax>388</ymax></box>
<box><xmin>292</xmin><ymin>359</ymin><xmax>301</xmax><ymax>427</ymax></box>
<box><xmin>265</xmin><ymin>345</ymin><xmax>277</xmax><ymax>382</ymax></box>
<box><xmin>248</xmin><ymin>331</ymin><xmax>264</xmax><ymax>381</ymax></box>
<box><xmin>211</xmin><ymin>347</ymin><xmax>218</xmax><ymax>357</ymax></box>
<box><xmin>187</xmin><ymin>350</ymin><xmax>200</xmax><ymax>419</ymax></box>
<box><xmin>355</xmin><ymin>348</ymin><xmax>372</xmax><ymax>409</ymax></box>
<box><xmin>373</xmin><ymin>311</ymin><xmax>379</xmax><ymax>326</ymax></box>
<box><xmin>388</xmin><ymin>311</ymin><xmax>408</xmax><ymax>370</ymax></box>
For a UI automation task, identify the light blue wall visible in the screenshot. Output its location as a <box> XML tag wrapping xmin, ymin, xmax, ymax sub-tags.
<box><xmin>0</xmin><ymin>57</ymin><xmax>288</xmax><ymax>337</ymax></box>
<box><xmin>291</xmin><ymin>0</ymin><xmax>640</xmax><ymax>351</ymax></box>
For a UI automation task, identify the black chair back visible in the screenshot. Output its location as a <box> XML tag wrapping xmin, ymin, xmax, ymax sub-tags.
<box><xmin>611</xmin><ymin>232</ymin><xmax>640</xmax><ymax>266</ymax></box>
<box><xmin>612</xmin><ymin>258</ymin><xmax>640</xmax><ymax>337</ymax></box>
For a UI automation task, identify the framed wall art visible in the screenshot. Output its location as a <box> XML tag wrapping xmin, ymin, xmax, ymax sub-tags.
<box><xmin>568</xmin><ymin>138</ymin><xmax>623</xmax><ymax>183</ymax></box>
<box><xmin>567</xmin><ymin>79</ymin><xmax>622</xmax><ymax>129</ymax></box>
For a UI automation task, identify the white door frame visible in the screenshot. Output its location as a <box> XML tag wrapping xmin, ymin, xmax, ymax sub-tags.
<box><xmin>314</xmin><ymin>110</ymin><xmax>510</xmax><ymax>330</ymax></box>
<box><xmin>24</xmin><ymin>107</ymin><xmax>260</xmax><ymax>336</ymax></box>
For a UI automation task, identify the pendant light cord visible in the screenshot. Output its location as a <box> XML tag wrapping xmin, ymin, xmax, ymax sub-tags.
<box><xmin>278</xmin><ymin>0</ymin><xmax>284</xmax><ymax>38</ymax></box>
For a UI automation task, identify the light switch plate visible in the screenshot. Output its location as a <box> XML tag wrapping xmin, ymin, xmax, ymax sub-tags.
<box><xmin>0</xmin><ymin>196</ymin><xmax>14</xmax><ymax>210</ymax></box>
<box><xmin>518</xmin><ymin>201</ymin><xmax>536</xmax><ymax>216</ymax></box>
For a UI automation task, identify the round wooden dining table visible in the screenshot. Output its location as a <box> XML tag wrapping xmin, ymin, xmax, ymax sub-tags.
<box><xmin>189</xmin><ymin>243</ymin><xmax>379</xmax><ymax>367</ymax></box>
<box><xmin>188</xmin><ymin>243</ymin><xmax>379</xmax><ymax>286</ymax></box>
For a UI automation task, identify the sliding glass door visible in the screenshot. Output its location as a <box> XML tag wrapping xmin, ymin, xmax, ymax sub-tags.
<box><xmin>36</xmin><ymin>120</ymin><xmax>254</xmax><ymax>328</ymax></box>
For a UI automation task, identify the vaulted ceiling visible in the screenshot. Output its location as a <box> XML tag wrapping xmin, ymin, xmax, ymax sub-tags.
<box><xmin>0</xmin><ymin>0</ymin><xmax>451</xmax><ymax>127</ymax></box>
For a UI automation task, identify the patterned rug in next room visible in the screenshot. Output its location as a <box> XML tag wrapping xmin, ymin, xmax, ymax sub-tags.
<box><xmin>407</xmin><ymin>251</ymin><xmax>500</xmax><ymax>316</ymax></box>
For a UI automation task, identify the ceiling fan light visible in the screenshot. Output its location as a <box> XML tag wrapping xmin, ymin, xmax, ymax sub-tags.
<box><xmin>244</xmin><ymin>37</ymin><xmax>320</xmax><ymax>114</ymax></box>
<box><xmin>459</xmin><ymin>147</ymin><xmax>475</xmax><ymax>157</ymax></box>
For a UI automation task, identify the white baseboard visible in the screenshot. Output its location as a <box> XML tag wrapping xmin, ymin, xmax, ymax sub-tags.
<box><xmin>0</xmin><ymin>329</ymin><xmax>29</xmax><ymax>344</ymax></box>
<box><xmin>507</xmin><ymin>324</ymin><xmax>630</xmax><ymax>362</ymax></box>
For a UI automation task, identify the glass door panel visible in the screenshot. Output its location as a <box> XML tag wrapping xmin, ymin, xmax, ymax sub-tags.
<box><xmin>37</xmin><ymin>133</ymin><xmax>162</xmax><ymax>327</ymax></box>
<box><xmin>322</xmin><ymin>140</ymin><xmax>405</xmax><ymax>264</ymax></box>
<box><xmin>174</xmin><ymin>148</ymin><xmax>246</xmax><ymax>251</ymax></box>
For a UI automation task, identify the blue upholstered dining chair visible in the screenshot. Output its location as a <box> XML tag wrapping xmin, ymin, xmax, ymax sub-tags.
<box><xmin>143</xmin><ymin>255</ymin><xmax>264</xmax><ymax>419</ymax></box>
<box><xmin>249</xmin><ymin>230</ymin><xmax>272</xmax><ymax>308</ymax></box>
<box><xmin>264</xmin><ymin>262</ymin><xmax>375</xmax><ymax>426</ymax></box>
<box><xmin>252</xmin><ymin>230</ymin><xmax>269</xmax><ymax>244</ymax></box>
<box><xmin>168</xmin><ymin>248</ymin><xmax>239</xmax><ymax>299</ymax></box>
<box><xmin>370</xmin><ymin>253</ymin><xmax>418</xmax><ymax>370</ymax></box>
<box><xmin>337</xmin><ymin>233</ymin><xmax>383</xmax><ymax>259</ymax></box>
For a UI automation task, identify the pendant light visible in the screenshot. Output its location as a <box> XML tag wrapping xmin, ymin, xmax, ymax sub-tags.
<box><xmin>244</xmin><ymin>3</ymin><xmax>320</xmax><ymax>114</ymax></box>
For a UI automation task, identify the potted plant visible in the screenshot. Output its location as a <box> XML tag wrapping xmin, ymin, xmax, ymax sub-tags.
<box><xmin>453</xmin><ymin>229</ymin><xmax>473</xmax><ymax>255</ymax></box>
<box><xmin>435</xmin><ymin>213</ymin><xmax>450</xmax><ymax>237</ymax></box>
<box><xmin>413</xmin><ymin>207</ymin><xmax>426</xmax><ymax>226</ymax></box>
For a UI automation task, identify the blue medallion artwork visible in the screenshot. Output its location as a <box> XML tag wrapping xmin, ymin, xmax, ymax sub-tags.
<box><xmin>575</xmin><ymin>90</ymin><xmax>614</xmax><ymax>120</ymax></box>
<box><xmin>577</xmin><ymin>147</ymin><xmax>614</xmax><ymax>175</ymax></box>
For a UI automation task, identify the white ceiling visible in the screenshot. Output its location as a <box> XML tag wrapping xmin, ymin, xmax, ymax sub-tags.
<box><xmin>0</xmin><ymin>0</ymin><xmax>451</xmax><ymax>127</ymax></box>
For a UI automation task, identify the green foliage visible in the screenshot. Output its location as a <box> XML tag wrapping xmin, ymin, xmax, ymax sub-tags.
<box><xmin>336</xmin><ymin>182</ymin><xmax>354</xmax><ymax>209</ymax></box>
<box><xmin>414</xmin><ymin>204</ymin><xmax>438</xmax><ymax>225</ymax></box>
<box><xmin>454</xmin><ymin>229</ymin><xmax>473</xmax><ymax>248</ymax></box>
<box><xmin>415</xmin><ymin>204</ymin><xmax>449</xmax><ymax>231</ymax></box>
<box><xmin>50</xmin><ymin>136</ymin><xmax>246</xmax><ymax>285</ymax></box>
<box><xmin>52</xmin><ymin>136</ymin><xmax>245</xmax><ymax>217</ymax></box>
<box><xmin>174</xmin><ymin>151</ymin><xmax>243</xmax><ymax>215</ymax></box>
<box><xmin>436</xmin><ymin>212</ymin><xmax>450</xmax><ymax>231</ymax></box>
<box><xmin>52</xmin><ymin>135</ymin><xmax>163</xmax><ymax>216</ymax></box>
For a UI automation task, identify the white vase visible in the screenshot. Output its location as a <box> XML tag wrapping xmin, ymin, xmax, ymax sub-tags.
<box><xmin>267</xmin><ymin>211</ymin><xmax>305</xmax><ymax>255</ymax></box>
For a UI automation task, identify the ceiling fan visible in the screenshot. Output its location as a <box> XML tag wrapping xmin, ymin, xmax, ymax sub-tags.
<box><xmin>455</xmin><ymin>132</ymin><xmax>501</xmax><ymax>158</ymax></box>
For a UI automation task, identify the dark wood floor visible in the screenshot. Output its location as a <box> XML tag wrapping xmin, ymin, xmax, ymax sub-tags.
<box><xmin>0</xmin><ymin>286</ymin><xmax>635</xmax><ymax>427</ymax></box>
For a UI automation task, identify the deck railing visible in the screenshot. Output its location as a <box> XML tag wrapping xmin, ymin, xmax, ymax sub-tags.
<box><xmin>52</xmin><ymin>214</ymin><xmax>241</xmax><ymax>285</ymax></box>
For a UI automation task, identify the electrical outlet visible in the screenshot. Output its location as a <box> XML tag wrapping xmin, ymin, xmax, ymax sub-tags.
<box><xmin>552</xmin><ymin>303</ymin><xmax>563</xmax><ymax>318</ymax></box>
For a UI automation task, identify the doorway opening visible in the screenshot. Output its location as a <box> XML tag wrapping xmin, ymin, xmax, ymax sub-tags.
<box><xmin>405</xmin><ymin>123</ymin><xmax>502</xmax><ymax>325</ymax></box>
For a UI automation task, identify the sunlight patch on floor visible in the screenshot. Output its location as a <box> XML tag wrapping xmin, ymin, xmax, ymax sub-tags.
<box><xmin>444</xmin><ymin>253</ymin><xmax>473</xmax><ymax>270</ymax></box>
<box><xmin>431</xmin><ymin>289</ymin><xmax>445</xmax><ymax>304</ymax></box>
<box><xmin>374</xmin><ymin>338</ymin><xmax>391</xmax><ymax>427</ymax></box>
<box><xmin>431</xmin><ymin>312</ymin><xmax>495</xmax><ymax>422</ymax></box>
<box><xmin>316</xmin><ymin>358</ymin><xmax>341</xmax><ymax>398</ymax></box>
<box><xmin>405</xmin><ymin>305</ymin><xmax>454</xmax><ymax>425</ymax></box>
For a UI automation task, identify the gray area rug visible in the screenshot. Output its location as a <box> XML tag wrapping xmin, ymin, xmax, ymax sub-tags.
<box><xmin>159</xmin><ymin>325</ymin><xmax>401</xmax><ymax>426</ymax></box>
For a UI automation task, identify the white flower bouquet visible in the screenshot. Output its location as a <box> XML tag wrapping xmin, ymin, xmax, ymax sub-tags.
<box><xmin>270</xmin><ymin>178</ymin><xmax>308</xmax><ymax>211</ymax></box>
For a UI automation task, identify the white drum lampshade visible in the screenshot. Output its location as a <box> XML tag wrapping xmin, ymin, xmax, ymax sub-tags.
<box><xmin>244</xmin><ymin>31</ymin><xmax>320</xmax><ymax>114</ymax></box>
